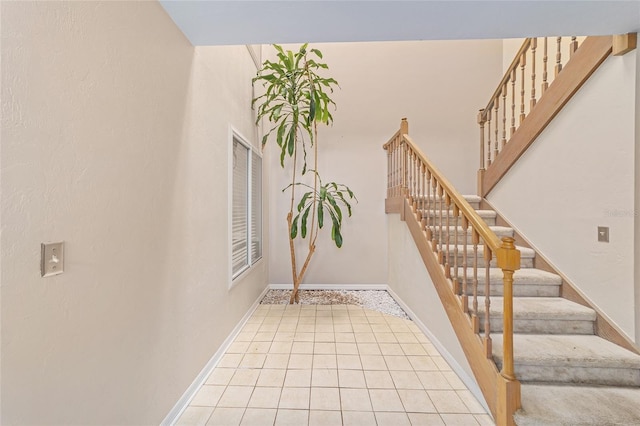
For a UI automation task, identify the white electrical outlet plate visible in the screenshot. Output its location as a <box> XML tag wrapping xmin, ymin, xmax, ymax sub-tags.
<box><xmin>41</xmin><ymin>242</ymin><xmax>64</xmax><ymax>277</ymax></box>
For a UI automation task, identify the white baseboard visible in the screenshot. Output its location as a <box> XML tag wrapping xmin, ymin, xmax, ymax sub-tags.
<box><xmin>386</xmin><ymin>287</ymin><xmax>491</xmax><ymax>415</ymax></box>
<box><xmin>161</xmin><ymin>286</ymin><xmax>270</xmax><ymax>426</ymax></box>
<box><xmin>268</xmin><ymin>283</ymin><xmax>388</xmax><ymax>291</ymax></box>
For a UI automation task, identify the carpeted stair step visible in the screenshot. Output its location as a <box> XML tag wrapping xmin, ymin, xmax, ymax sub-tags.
<box><xmin>461</xmin><ymin>267</ymin><xmax>562</xmax><ymax>297</ymax></box>
<box><xmin>473</xmin><ymin>297</ymin><xmax>596</xmax><ymax>334</ymax></box>
<box><xmin>418</xmin><ymin>209</ymin><xmax>497</xmax><ymax>226</ymax></box>
<box><xmin>411</xmin><ymin>194</ymin><xmax>481</xmax><ymax>209</ymax></box>
<box><xmin>493</xmin><ymin>334</ymin><xmax>640</xmax><ymax>386</ymax></box>
<box><xmin>442</xmin><ymin>244</ymin><xmax>535</xmax><ymax>268</ymax></box>
<box><xmin>515</xmin><ymin>383</ymin><xmax>640</xmax><ymax>425</ymax></box>
<box><xmin>428</xmin><ymin>225</ymin><xmax>514</xmax><ymax>245</ymax></box>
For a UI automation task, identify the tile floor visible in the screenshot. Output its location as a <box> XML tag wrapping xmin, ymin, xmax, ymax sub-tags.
<box><xmin>175</xmin><ymin>304</ymin><xmax>495</xmax><ymax>426</ymax></box>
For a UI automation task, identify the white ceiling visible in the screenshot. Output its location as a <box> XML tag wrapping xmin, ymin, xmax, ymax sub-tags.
<box><xmin>159</xmin><ymin>1</ymin><xmax>640</xmax><ymax>46</ymax></box>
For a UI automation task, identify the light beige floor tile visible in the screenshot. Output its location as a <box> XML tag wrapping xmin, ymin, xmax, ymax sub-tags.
<box><xmin>442</xmin><ymin>372</ymin><xmax>467</xmax><ymax>390</ymax></box>
<box><xmin>206</xmin><ymin>368</ymin><xmax>236</xmax><ymax>385</ymax></box>
<box><xmin>297</xmin><ymin>324</ymin><xmax>316</xmax><ymax>333</ymax></box>
<box><xmin>176</xmin><ymin>406</ymin><xmax>214</xmax><ymax>425</ymax></box>
<box><xmin>334</xmin><ymin>333</ymin><xmax>356</xmax><ymax>343</ymax></box>
<box><xmin>383</xmin><ymin>355</ymin><xmax>413</xmax><ymax>371</ymax></box>
<box><xmin>236</xmin><ymin>331</ymin><xmax>257</xmax><ymax>342</ymax></box>
<box><xmin>334</xmin><ymin>323</ymin><xmax>353</xmax><ymax>333</ymax></box>
<box><xmin>407</xmin><ymin>413</ymin><xmax>446</xmax><ymax>425</ymax></box>
<box><xmin>360</xmin><ymin>355</ymin><xmax>387</xmax><ymax>370</ymax></box>
<box><xmin>390</xmin><ymin>370</ymin><xmax>423</xmax><ymax>389</ymax></box>
<box><xmin>263</xmin><ymin>354</ymin><xmax>290</xmax><ymax>369</ymax></box>
<box><xmin>354</xmin><ymin>332</ymin><xmax>376</xmax><ymax>343</ymax></box>
<box><xmin>379</xmin><ymin>343</ymin><xmax>403</xmax><ymax>355</ymax></box>
<box><xmin>342</xmin><ymin>410</ymin><xmax>376</xmax><ymax>426</ymax></box>
<box><xmin>340</xmin><ymin>388</ymin><xmax>373</xmax><ymax>411</ymax></box>
<box><xmin>294</xmin><ymin>332</ymin><xmax>315</xmax><ymax>342</ymax></box>
<box><xmin>273</xmin><ymin>332</ymin><xmax>296</xmax><ymax>342</ymax></box>
<box><xmin>338</xmin><ymin>369</ymin><xmax>366</xmax><ymax>388</ymax></box>
<box><xmin>397</xmin><ymin>389</ymin><xmax>436</xmax><ymax>413</ymax></box>
<box><xmin>240</xmin><ymin>354</ymin><xmax>267</xmax><ymax>369</ymax></box>
<box><xmin>416</xmin><ymin>371</ymin><xmax>453</xmax><ymax>390</ymax></box>
<box><xmin>288</xmin><ymin>354</ymin><xmax>313</xmax><ymax>369</ymax></box>
<box><xmin>256</xmin><ymin>369</ymin><xmax>287</xmax><ymax>387</ymax></box>
<box><xmin>278</xmin><ymin>323</ymin><xmax>297</xmax><ymax>333</ymax></box>
<box><xmin>456</xmin><ymin>390</ymin><xmax>487</xmax><ymax>414</ymax></box>
<box><xmin>427</xmin><ymin>390</ymin><xmax>470</xmax><ymax>413</ymax></box>
<box><xmin>389</xmin><ymin>323</ymin><xmax>411</xmax><ymax>333</ymax></box>
<box><xmin>310</xmin><ymin>387</ymin><xmax>341</xmax><ymax>410</ymax></box>
<box><xmin>422</xmin><ymin>343</ymin><xmax>442</xmax><ymax>356</ymax></box>
<box><xmin>364</xmin><ymin>370</ymin><xmax>395</xmax><ymax>389</ymax></box>
<box><xmin>337</xmin><ymin>354</ymin><xmax>362</xmax><ymax>370</ymax></box>
<box><xmin>401</xmin><ymin>343</ymin><xmax>428</xmax><ymax>356</ymax></box>
<box><xmin>369</xmin><ymin>389</ymin><xmax>404</xmax><ymax>412</ymax></box>
<box><xmin>474</xmin><ymin>413</ymin><xmax>495</xmax><ymax>425</ymax></box>
<box><xmin>440</xmin><ymin>413</ymin><xmax>481</xmax><ymax>425</ymax></box>
<box><xmin>269</xmin><ymin>341</ymin><xmax>293</xmax><ymax>354</ymax></box>
<box><xmin>284</xmin><ymin>369</ymin><xmax>312</xmax><ymax>387</ymax></box>
<box><xmin>315</xmin><ymin>325</ymin><xmax>334</xmax><ymax>333</ymax></box>
<box><xmin>279</xmin><ymin>387</ymin><xmax>310</xmax><ymax>409</ymax></box>
<box><xmin>371</xmin><ymin>324</ymin><xmax>393</xmax><ymax>333</ymax></box>
<box><xmin>314</xmin><ymin>342</ymin><xmax>336</xmax><ymax>354</ymax></box>
<box><xmin>432</xmin><ymin>356</ymin><xmax>452</xmax><ymax>371</ymax></box>
<box><xmin>314</xmin><ymin>333</ymin><xmax>335</xmax><ymax>343</ymax></box>
<box><xmin>311</xmin><ymin>369</ymin><xmax>338</xmax><ymax>387</ymax></box>
<box><xmin>375</xmin><ymin>333</ymin><xmax>399</xmax><ymax>343</ymax></box>
<box><xmin>228</xmin><ymin>341</ymin><xmax>251</xmax><ymax>353</ymax></box>
<box><xmin>336</xmin><ymin>342</ymin><xmax>358</xmax><ymax>355</ymax></box>
<box><xmin>259</xmin><ymin>323</ymin><xmax>279</xmax><ymax>332</ymax></box>
<box><xmin>253</xmin><ymin>332</ymin><xmax>276</xmax><ymax>342</ymax></box>
<box><xmin>298</xmin><ymin>316</ymin><xmax>316</xmax><ymax>324</ymax></box>
<box><xmin>350</xmin><ymin>316</ymin><xmax>369</xmax><ymax>324</ymax></box>
<box><xmin>309</xmin><ymin>410</ymin><xmax>342</xmax><ymax>426</ymax></box>
<box><xmin>218</xmin><ymin>386</ymin><xmax>255</xmax><ymax>408</ymax></box>
<box><xmin>374</xmin><ymin>411</ymin><xmax>411</xmax><ymax>425</ymax></box>
<box><xmin>415</xmin><ymin>333</ymin><xmax>431</xmax><ymax>344</ymax></box>
<box><xmin>292</xmin><ymin>342</ymin><xmax>314</xmax><ymax>354</ymax></box>
<box><xmin>241</xmin><ymin>408</ymin><xmax>277</xmax><ymax>426</ymax></box>
<box><xmin>243</xmin><ymin>323</ymin><xmax>261</xmax><ymax>332</ymax></box>
<box><xmin>395</xmin><ymin>333</ymin><xmax>419</xmax><ymax>344</ymax></box>
<box><xmin>313</xmin><ymin>354</ymin><xmax>337</xmax><ymax>369</ymax></box>
<box><xmin>248</xmin><ymin>387</ymin><xmax>281</xmax><ymax>409</ymax></box>
<box><xmin>230</xmin><ymin>369</ymin><xmax>261</xmax><ymax>386</ymax></box>
<box><xmin>357</xmin><ymin>343</ymin><xmax>381</xmax><ymax>355</ymax></box>
<box><xmin>246</xmin><ymin>342</ymin><xmax>272</xmax><ymax>354</ymax></box>
<box><xmin>206</xmin><ymin>407</ymin><xmax>244</xmax><ymax>426</ymax></box>
<box><xmin>219</xmin><ymin>354</ymin><xmax>244</xmax><ymax>368</ymax></box>
<box><xmin>352</xmin><ymin>323</ymin><xmax>373</xmax><ymax>333</ymax></box>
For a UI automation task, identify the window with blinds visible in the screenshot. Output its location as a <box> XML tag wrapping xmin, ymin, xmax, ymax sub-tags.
<box><xmin>232</xmin><ymin>135</ymin><xmax>262</xmax><ymax>280</ymax></box>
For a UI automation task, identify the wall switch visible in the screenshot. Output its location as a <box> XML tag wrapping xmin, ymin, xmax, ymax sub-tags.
<box><xmin>597</xmin><ymin>227</ymin><xmax>609</xmax><ymax>243</ymax></box>
<box><xmin>41</xmin><ymin>242</ymin><xmax>64</xmax><ymax>277</ymax></box>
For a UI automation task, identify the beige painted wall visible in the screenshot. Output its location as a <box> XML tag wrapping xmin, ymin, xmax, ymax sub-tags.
<box><xmin>268</xmin><ymin>40</ymin><xmax>503</xmax><ymax>285</ymax></box>
<box><xmin>386</xmin><ymin>214</ymin><xmax>482</xmax><ymax>402</ymax></box>
<box><xmin>1</xmin><ymin>2</ymin><xmax>267</xmax><ymax>424</ymax></box>
<box><xmin>635</xmin><ymin>44</ymin><xmax>640</xmax><ymax>344</ymax></box>
<box><xmin>488</xmin><ymin>52</ymin><xmax>637</xmax><ymax>339</ymax></box>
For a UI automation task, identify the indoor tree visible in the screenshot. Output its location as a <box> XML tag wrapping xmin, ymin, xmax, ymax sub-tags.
<box><xmin>252</xmin><ymin>44</ymin><xmax>356</xmax><ymax>304</ymax></box>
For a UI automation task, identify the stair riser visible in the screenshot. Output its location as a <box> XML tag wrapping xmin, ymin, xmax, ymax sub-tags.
<box><xmin>465</xmin><ymin>285</ymin><xmax>560</xmax><ymax>298</ymax></box>
<box><xmin>418</xmin><ymin>215</ymin><xmax>496</xmax><ymax>227</ymax></box>
<box><xmin>480</xmin><ymin>319</ymin><xmax>595</xmax><ymax>334</ymax></box>
<box><xmin>445</xmin><ymin>256</ymin><xmax>534</xmax><ymax>269</ymax></box>
<box><xmin>429</xmin><ymin>232</ymin><xmax>514</xmax><ymax>245</ymax></box>
<box><xmin>504</xmin><ymin>364</ymin><xmax>640</xmax><ymax>387</ymax></box>
<box><xmin>411</xmin><ymin>199</ymin><xmax>481</xmax><ymax>210</ymax></box>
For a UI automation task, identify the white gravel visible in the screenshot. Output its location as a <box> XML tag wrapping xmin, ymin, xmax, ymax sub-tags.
<box><xmin>260</xmin><ymin>289</ymin><xmax>410</xmax><ymax>319</ymax></box>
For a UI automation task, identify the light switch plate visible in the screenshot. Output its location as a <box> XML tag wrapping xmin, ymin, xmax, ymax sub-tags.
<box><xmin>597</xmin><ymin>227</ymin><xmax>609</xmax><ymax>243</ymax></box>
<box><xmin>41</xmin><ymin>242</ymin><xmax>64</xmax><ymax>277</ymax></box>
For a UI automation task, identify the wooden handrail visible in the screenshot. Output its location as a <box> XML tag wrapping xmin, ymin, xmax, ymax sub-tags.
<box><xmin>384</xmin><ymin>119</ymin><xmax>521</xmax><ymax>425</ymax></box>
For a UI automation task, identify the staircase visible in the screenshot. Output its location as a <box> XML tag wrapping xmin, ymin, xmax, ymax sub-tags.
<box><xmin>443</xmin><ymin>195</ymin><xmax>640</xmax><ymax>425</ymax></box>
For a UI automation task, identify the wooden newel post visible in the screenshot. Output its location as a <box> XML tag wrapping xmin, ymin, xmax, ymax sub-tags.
<box><xmin>477</xmin><ymin>110</ymin><xmax>486</xmax><ymax>197</ymax></box>
<box><xmin>496</xmin><ymin>236</ymin><xmax>520</xmax><ymax>381</ymax></box>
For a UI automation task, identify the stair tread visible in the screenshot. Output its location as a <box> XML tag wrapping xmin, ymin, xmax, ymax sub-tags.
<box><xmin>493</xmin><ymin>334</ymin><xmax>640</xmax><ymax>368</ymax></box>
<box><xmin>515</xmin><ymin>383</ymin><xmax>640</xmax><ymax>426</ymax></box>
<box><xmin>466</xmin><ymin>267</ymin><xmax>562</xmax><ymax>286</ymax></box>
<box><xmin>445</xmin><ymin>244</ymin><xmax>535</xmax><ymax>258</ymax></box>
<box><xmin>475</xmin><ymin>297</ymin><xmax>596</xmax><ymax>321</ymax></box>
<box><xmin>420</xmin><ymin>209</ymin><xmax>496</xmax><ymax>218</ymax></box>
<box><xmin>430</xmin><ymin>225</ymin><xmax>513</xmax><ymax>233</ymax></box>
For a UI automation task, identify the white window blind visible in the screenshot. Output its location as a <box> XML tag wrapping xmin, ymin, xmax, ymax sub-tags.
<box><xmin>232</xmin><ymin>135</ymin><xmax>262</xmax><ymax>280</ymax></box>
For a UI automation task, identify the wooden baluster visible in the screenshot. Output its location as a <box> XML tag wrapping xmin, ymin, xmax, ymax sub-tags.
<box><xmin>433</xmin><ymin>183</ymin><xmax>443</xmax><ymax>254</ymax></box>
<box><xmin>478</xmin><ymin>110</ymin><xmax>485</xmax><ymax>170</ymax></box>
<box><xmin>570</xmin><ymin>36</ymin><xmax>578</xmax><ymax>57</ymax></box>
<box><xmin>472</xmin><ymin>229</ymin><xmax>480</xmax><ymax>333</ymax></box>
<box><xmin>530</xmin><ymin>38</ymin><xmax>537</xmax><ymax>109</ymax></box>
<box><xmin>493</xmin><ymin>96</ymin><xmax>499</xmax><ymax>159</ymax></box>
<box><xmin>486</xmin><ymin>107</ymin><xmax>492</xmax><ymax>166</ymax></box>
<box><xmin>413</xmin><ymin>152</ymin><xmax>418</xmax><ymax>209</ymax></box>
<box><xmin>555</xmin><ymin>36</ymin><xmax>562</xmax><ymax>76</ymax></box>
<box><xmin>510</xmin><ymin>69</ymin><xmax>516</xmax><ymax>136</ymax></box>
<box><xmin>452</xmin><ymin>205</ymin><xmax>460</xmax><ymax>295</ymax></box>
<box><xmin>419</xmin><ymin>163</ymin><xmax>425</xmax><ymax>227</ymax></box>
<box><xmin>414</xmin><ymin>155</ymin><xmax>419</xmax><ymax>211</ymax></box>
<box><xmin>542</xmin><ymin>37</ymin><xmax>549</xmax><ymax>94</ymax></box>
<box><xmin>520</xmin><ymin>51</ymin><xmax>526</xmax><ymax>124</ymax></box>
<box><xmin>461</xmin><ymin>215</ymin><xmax>469</xmax><ymax>313</ymax></box>
<box><xmin>501</xmin><ymin>84</ymin><xmax>507</xmax><ymax>150</ymax></box>
<box><xmin>430</xmin><ymin>176</ymin><xmax>437</xmax><ymax>244</ymax></box>
<box><xmin>392</xmin><ymin>139</ymin><xmax>397</xmax><ymax>196</ymax></box>
<box><xmin>426</xmin><ymin>171</ymin><xmax>432</xmax><ymax>237</ymax></box>
<box><xmin>497</xmin><ymin>237</ymin><xmax>521</xmax><ymax>382</ymax></box>
<box><xmin>444</xmin><ymin>194</ymin><xmax>451</xmax><ymax>277</ymax></box>
<box><xmin>484</xmin><ymin>245</ymin><xmax>492</xmax><ymax>358</ymax></box>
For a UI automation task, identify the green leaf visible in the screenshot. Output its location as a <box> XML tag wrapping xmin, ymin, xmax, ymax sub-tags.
<box><xmin>310</xmin><ymin>48</ymin><xmax>323</xmax><ymax>59</ymax></box>
<box><xmin>301</xmin><ymin>205</ymin><xmax>311</xmax><ymax>238</ymax></box>
<box><xmin>297</xmin><ymin>192</ymin><xmax>311</xmax><ymax>212</ymax></box>
<box><xmin>317</xmin><ymin>201</ymin><xmax>324</xmax><ymax>228</ymax></box>
<box><xmin>291</xmin><ymin>215</ymin><xmax>299</xmax><ymax>239</ymax></box>
<box><xmin>276</xmin><ymin>121</ymin><xmax>286</xmax><ymax>147</ymax></box>
<box><xmin>287</xmin><ymin>128</ymin><xmax>295</xmax><ymax>157</ymax></box>
<box><xmin>326</xmin><ymin>193</ymin><xmax>342</xmax><ymax>221</ymax></box>
<box><xmin>334</xmin><ymin>226</ymin><xmax>343</xmax><ymax>247</ymax></box>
